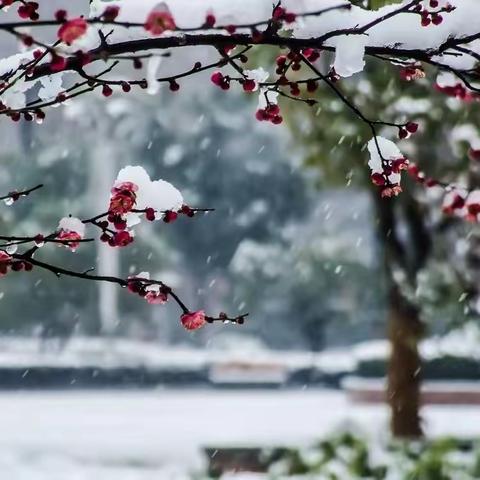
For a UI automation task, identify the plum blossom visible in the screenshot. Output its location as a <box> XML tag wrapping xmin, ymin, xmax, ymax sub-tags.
<box><xmin>243</xmin><ymin>68</ymin><xmax>269</xmax><ymax>92</ymax></box>
<box><xmin>469</xmin><ymin>149</ymin><xmax>480</xmax><ymax>162</ymax></box>
<box><xmin>112</xmin><ymin>166</ymin><xmax>183</xmax><ymax>227</ymax></box>
<box><xmin>399</xmin><ymin>66</ymin><xmax>426</xmax><ymax>82</ymax></box>
<box><xmin>127</xmin><ymin>271</ymin><xmax>150</xmax><ymax>294</ymax></box>
<box><xmin>145</xmin><ymin>4</ymin><xmax>176</xmax><ymax>35</ymax></box>
<box><xmin>110</xmin><ymin>230</ymin><xmax>134</xmax><ymax>247</ymax></box>
<box><xmin>56</xmin><ymin>217</ymin><xmax>85</xmax><ymax>252</ymax></box>
<box><xmin>127</xmin><ymin>271</ymin><xmax>169</xmax><ymax>304</ymax></box>
<box><xmin>109</xmin><ymin>181</ymin><xmax>138</xmax><ymax>215</ymax></box>
<box><xmin>0</xmin><ymin>250</ymin><xmax>12</xmax><ymax>276</ymax></box>
<box><xmin>367</xmin><ymin>137</ymin><xmax>408</xmax><ymax>197</ymax></box>
<box><xmin>435</xmin><ymin>72</ymin><xmax>479</xmax><ymax>101</ymax></box>
<box><xmin>211</xmin><ymin>72</ymin><xmax>230</xmax><ymax>90</ymax></box>
<box><xmin>180</xmin><ymin>310</ymin><xmax>206</xmax><ymax>331</ymax></box>
<box><xmin>442</xmin><ymin>188</ymin><xmax>468</xmax><ymax>216</ymax></box>
<box><xmin>17</xmin><ymin>2</ymin><xmax>39</xmax><ymax>20</ymax></box>
<box><xmin>145</xmin><ymin>290</ymin><xmax>168</xmax><ymax>304</ymax></box>
<box><xmin>101</xmin><ymin>5</ymin><xmax>120</xmax><ymax>21</ymax></box>
<box><xmin>255</xmin><ymin>103</ymin><xmax>283</xmax><ymax>124</ymax></box>
<box><xmin>57</xmin><ymin>18</ymin><xmax>88</xmax><ymax>45</ymax></box>
<box><xmin>272</xmin><ymin>5</ymin><xmax>296</xmax><ymax>24</ymax></box>
<box><xmin>256</xmin><ymin>88</ymin><xmax>282</xmax><ymax>124</ymax></box>
<box><xmin>437</xmin><ymin>186</ymin><xmax>480</xmax><ymax>223</ymax></box>
<box><xmin>465</xmin><ymin>190</ymin><xmax>480</xmax><ymax>221</ymax></box>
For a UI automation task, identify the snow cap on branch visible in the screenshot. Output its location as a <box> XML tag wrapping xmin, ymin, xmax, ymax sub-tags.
<box><xmin>113</xmin><ymin>165</ymin><xmax>183</xmax><ymax>226</ymax></box>
<box><xmin>57</xmin><ymin>216</ymin><xmax>86</xmax><ymax>252</ymax></box>
<box><xmin>367</xmin><ymin>136</ymin><xmax>408</xmax><ymax>197</ymax></box>
<box><xmin>58</xmin><ymin>217</ymin><xmax>85</xmax><ymax>237</ymax></box>
<box><xmin>333</xmin><ymin>35</ymin><xmax>367</xmax><ymax>78</ymax></box>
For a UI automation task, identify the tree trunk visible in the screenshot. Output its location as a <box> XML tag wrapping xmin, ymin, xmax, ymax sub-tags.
<box><xmin>387</xmin><ymin>283</ymin><xmax>423</xmax><ymax>437</ymax></box>
<box><xmin>374</xmin><ymin>194</ymin><xmax>426</xmax><ymax>438</ymax></box>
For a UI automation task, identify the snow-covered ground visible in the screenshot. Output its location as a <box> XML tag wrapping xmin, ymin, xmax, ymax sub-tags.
<box><xmin>1</xmin><ymin>323</ymin><xmax>479</xmax><ymax>373</ymax></box>
<box><xmin>0</xmin><ymin>389</ymin><xmax>478</xmax><ymax>480</ymax></box>
<box><xmin>0</xmin><ymin>336</ymin><xmax>314</xmax><ymax>371</ymax></box>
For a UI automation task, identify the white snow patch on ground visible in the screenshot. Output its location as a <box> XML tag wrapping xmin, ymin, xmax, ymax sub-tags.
<box><xmin>0</xmin><ymin>389</ymin><xmax>477</xmax><ymax>479</ymax></box>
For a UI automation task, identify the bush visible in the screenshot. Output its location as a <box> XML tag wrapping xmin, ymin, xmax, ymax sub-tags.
<box><xmin>265</xmin><ymin>434</ymin><xmax>480</xmax><ymax>480</ymax></box>
<box><xmin>356</xmin><ymin>356</ymin><xmax>480</xmax><ymax>380</ymax></box>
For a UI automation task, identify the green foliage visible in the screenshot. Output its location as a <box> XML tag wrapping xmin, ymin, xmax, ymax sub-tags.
<box><xmin>348</xmin><ymin>0</ymin><xmax>404</xmax><ymax>9</ymax></box>
<box><xmin>356</xmin><ymin>354</ymin><xmax>480</xmax><ymax>380</ymax></box>
<box><xmin>0</xmin><ymin>141</ymin><xmax>99</xmax><ymax>334</ymax></box>
<box><xmin>368</xmin><ymin>0</ymin><xmax>403</xmax><ymax>9</ymax></box>
<box><xmin>251</xmin><ymin>433</ymin><xmax>480</xmax><ymax>480</ymax></box>
<box><xmin>282</xmin><ymin>42</ymin><xmax>480</xmax><ymax>329</ymax></box>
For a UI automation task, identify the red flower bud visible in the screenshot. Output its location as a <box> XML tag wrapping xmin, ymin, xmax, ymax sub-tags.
<box><xmin>405</xmin><ymin>122</ymin><xmax>418</xmax><ymax>133</ymax></box>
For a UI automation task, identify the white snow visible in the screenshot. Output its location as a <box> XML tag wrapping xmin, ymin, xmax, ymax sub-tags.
<box><xmin>1</xmin><ymin>0</ymin><xmax>479</xmax><ymax>107</ymax></box>
<box><xmin>352</xmin><ymin>322</ymin><xmax>480</xmax><ymax>363</ymax></box>
<box><xmin>333</xmin><ymin>35</ymin><xmax>367</xmax><ymax>78</ymax></box>
<box><xmin>148</xmin><ymin>179</ymin><xmax>183</xmax><ymax>211</ymax></box>
<box><xmin>451</xmin><ymin>124</ymin><xmax>480</xmax><ymax>151</ymax></box>
<box><xmin>146</xmin><ymin>56</ymin><xmax>163</xmax><ymax>95</ymax></box>
<box><xmin>57</xmin><ymin>217</ymin><xmax>85</xmax><ymax>237</ymax></box>
<box><xmin>466</xmin><ymin>190</ymin><xmax>480</xmax><ymax>210</ymax></box>
<box><xmin>85</xmin><ymin>0</ymin><xmax>480</xmax><ymax>76</ymax></box>
<box><xmin>0</xmin><ymin>336</ymin><xmax>314</xmax><ymax>372</ymax></box>
<box><xmin>244</xmin><ymin>68</ymin><xmax>269</xmax><ymax>91</ymax></box>
<box><xmin>343</xmin><ymin>376</ymin><xmax>480</xmax><ymax>394</ymax></box>
<box><xmin>0</xmin><ymin>389</ymin><xmax>477</xmax><ymax>479</ymax></box>
<box><xmin>114</xmin><ymin>165</ymin><xmax>183</xmax><ymax>225</ymax></box>
<box><xmin>38</xmin><ymin>73</ymin><xmax>64</xmax><ymax>103</ymax></box>
<box><xmin>0</xmin><ymin>323</ymin><xmax>478</xmax><ymax>372</ymax></box>
<box><xmin>115</xmin><ymin>165</ymin><xmax>151</xmax><ymax>192</ymax></box>
<box><xmin>257</xmin><ymin>88</ymin><xmax>278</xmax><ymax>109</ymax></box>
<box><xmin>367</xmin><ymin>136</ymin><xmax>403</xmax><ymax>185</ymax></box>
<box><xmin>1</xmin><ymin>78</ymin><xmax>28</xmax><ymax>110</ymax></box>
<box><xmin>436</xmin><ymin>71</ymin><xmax>461</xmax><ymax>88</ymax></box>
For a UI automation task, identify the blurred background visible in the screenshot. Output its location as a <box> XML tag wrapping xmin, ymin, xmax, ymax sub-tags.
<box><xmin>0</xmin><ymin>1</ymin><xmax>480</xmax><ymax>479</ymax></box>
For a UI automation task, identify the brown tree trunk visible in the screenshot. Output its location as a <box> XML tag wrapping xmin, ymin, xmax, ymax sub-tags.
<box><xmin>387</xmin><ymin>283</ymin><xmax>423</xmax><ymax>438</ymax></box>
<box><xmin>374</xmin><ymin>194</ymin><xmax>427</xmax><ymax>438</ymax></box>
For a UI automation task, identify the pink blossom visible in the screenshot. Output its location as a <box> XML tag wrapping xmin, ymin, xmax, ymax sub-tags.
<box><xmin>399</xmin><ymin>66</ymin><xmax>425</xmax><ymax>82</ymax></box>
<box><xmin>56</xmin><ymin>217</ymin><xmax>85</xmax><ymax>252</ymax></box>
<box><xmin>145</xmin><ymin>9</ymin><xmax>176</xmax><ymax>35</ymax></box>
<box><xmin>0</xmin><ymin>250</ymin><xmax>12</xmax><ymax>263</ymax></box>
<box><xmin>56</xmin><ymin>230</ymin><xmax>82</xmax><ymax>252</ymax></box>
<box><xmin>442</xmin><ymin>190</ymin><xmax>467</xmax><ymax>215</ymax></box>
<box><xmin>102</xmin><ymin>6</ymin><xmax>120</xmax><ymax>22</ymax></box>
<box><xmin>145</xmin><ymin>291</ymin><xmax>168</xmax><ymax>305</ymax></box>
<box><xmin>163</xmin><ymin>210</ymin><xmax>178</xmax><ymax>223</ymax></box>
<box><xmin>50</xmin><ymin>54</ymin><xmax>67</xmax><ymax>73</ymax></box>
<box><xmin>57</xmin><ymin>18</ymin><xmax>88</xmax><ymax>44</ymax></box>
<box><xmin>0</xmin><ymin>250</ymin><xmax>12</xmax><ymax>276</ymax></box>
<box><xmin>109</xmin><ymin>230</ymin><xmax>134</xmax><ymax>248</ymax></box>
<box><xmin>109</xmin><ymin>182</ymin><xmax>138</xmax><ymax>215</ymax></box>
<box><xmin>180</xmin><ymin>310</ymin><xmax>206</xmax><ymax>331</ymax></box>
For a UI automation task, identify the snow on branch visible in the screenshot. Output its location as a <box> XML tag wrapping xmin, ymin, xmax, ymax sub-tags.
<box><xmin>1</xmin><ymin>0</ymin><xmax>480</xmax><ymax>327</ymax></box>
<box><xmin>0</xmin><ymin>0</ymin><xmax>476</xmax><ymax>119</ymax></box>
<box><xmin>0</xmin><ymin>166</ymin><xmax>246</xmax><ymax>331</ymax></box>
<box><xmin>0</xmin><ymin>183</ymin><xmax>43</xmax><ymax>204</ymax></box>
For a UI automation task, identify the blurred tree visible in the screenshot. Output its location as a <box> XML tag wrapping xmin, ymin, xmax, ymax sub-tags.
<box><xmin>281</xmin><ymin>12</ymin><xmax>478</xmax><ymax>435</ymax></box>
<box><xmin>0</xmin><ymin>142</ymin><xmax>99</xmax><ymax>336</ymax></box>
<box><xmin>95</xmin><ymin>89</ymin><xmax>314</xmax><ymax>345</ymax></box>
